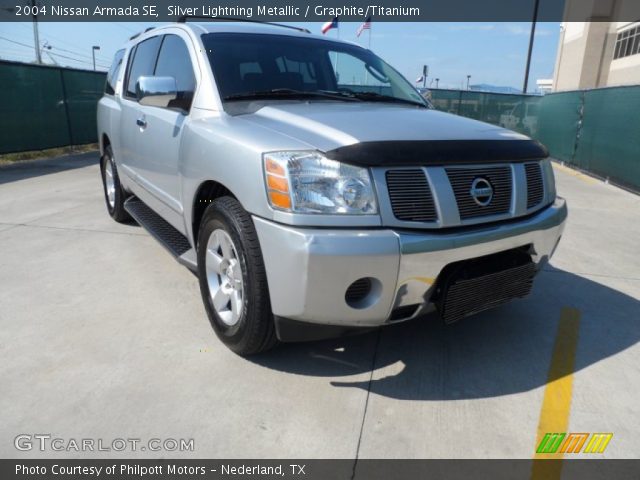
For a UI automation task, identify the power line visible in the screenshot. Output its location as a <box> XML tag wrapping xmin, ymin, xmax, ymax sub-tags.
<box><xmin>114</xmin><ymin>22</ymin><xmax>138</xmax><ymax>34</ymax></box>
<box><xmin>39</xmin><ymin>35</ymin><xmax>112</xmax><ymax>62</ymax></box>
<box><xmin>43</xmin><ymin>43</ymin><xmax>108</xmax><ymax>62</ymax></box>
<box><xmin>0</xmin><ymin>51</ymin><xmax>37</xmax><ymax>61</ymax></box>
<box><xmin>53</xmin><ymin>42</ymin><xmax>112</xmax><ymax>62</ymax></box>
<box><xmin>48</xmin><ymin>51</ymin><xmax>109</xmax><ymax>69</ymax></box>
<box><xmin>34</xmin><ymin>27</ymin><xmax>113</xmax><ymax>62</ymax></box>
<box><xmin>9</xmin><ymin>23</ymin><xmax>119</xmax><ymax>63</ymax></box>
<box><xmin>0</xmin><ymin>35</ymin><xmax>35</xmax><ymax>50</ymax></box>
<box><xmin>0</xmin><ymin>36</ymin><xmax>108</xmax><ymax>69</ymax></box>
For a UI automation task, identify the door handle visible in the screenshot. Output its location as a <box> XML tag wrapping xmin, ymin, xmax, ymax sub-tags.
<box><xmin>136</xmin><ymin>117</ymin><xmax>147</xmax><ymax>128</ymax></box>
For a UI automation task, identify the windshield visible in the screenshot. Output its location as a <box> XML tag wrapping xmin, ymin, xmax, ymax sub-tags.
<box><xmin>201</xmin><ymin>33</ymin><xmax>426</xmax><ymax>108</ymax></box>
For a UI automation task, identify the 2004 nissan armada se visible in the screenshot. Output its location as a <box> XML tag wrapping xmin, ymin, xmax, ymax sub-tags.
<box><xmin>97</xmin><ymin>18</ymin><xmax>567</xmax><ymax>355</ymax></box>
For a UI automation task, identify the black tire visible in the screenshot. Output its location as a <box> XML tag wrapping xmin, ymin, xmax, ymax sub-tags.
<box><xmin>100</xmin><ymin>145</ymin><xmax>131</xmax><ymax>223</ymax></box>
<box><xmin>197</xmin><ymin>197</ymin><xmax>277</xmax><ymax>355</ymax></box>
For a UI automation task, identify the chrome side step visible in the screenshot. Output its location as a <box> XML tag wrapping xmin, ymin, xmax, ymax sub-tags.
<box><xmin>124</xmin><ymin>197</ymin><xmax>197</xmax><ymax>271</ymax></box>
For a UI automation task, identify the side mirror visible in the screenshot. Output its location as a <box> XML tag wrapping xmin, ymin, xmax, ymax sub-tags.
<box><xmin>136</xmin><ymin>76</ymin><xmax>177</xmax><ymax>108</ymax></box>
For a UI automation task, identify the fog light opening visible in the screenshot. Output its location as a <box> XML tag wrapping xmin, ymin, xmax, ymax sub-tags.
<box><xmin>345</xmin><ymin>277</ymin><xmax>382</xmax><ymax>309</ymax></box>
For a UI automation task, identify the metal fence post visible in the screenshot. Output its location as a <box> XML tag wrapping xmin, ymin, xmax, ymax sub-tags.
<box><xmin>571</xmin><ymin>90</ymin><xmax>585</xmax><ymax>168</ymax></box>
<box><xmin>58</xmin><ymin>67</ymin><xmax>75</xmax><ymax>148</ymax></box>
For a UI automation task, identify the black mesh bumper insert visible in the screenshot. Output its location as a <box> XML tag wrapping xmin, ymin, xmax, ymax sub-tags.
<box><xmin>435</xmin><ymin>248</ymin><xmax>537</xmax><ymax>324</ymax></box>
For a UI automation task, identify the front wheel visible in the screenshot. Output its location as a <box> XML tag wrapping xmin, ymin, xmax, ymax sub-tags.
<box><xmin>100</xmin><ymin>145</ymin><xmax>130</xmax><ymax>223</ymax></box>
<box><xmin>196</xmin><ymin>197</ymin><xmax>277</xmax><ymax>355</ymax></box>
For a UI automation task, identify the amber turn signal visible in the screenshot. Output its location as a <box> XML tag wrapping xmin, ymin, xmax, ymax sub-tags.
<box><xmin>267</xmin><ymin>174</ymin><xmax>289</xmax><ymax>193</ymax></box>
<box><xmin>265</xmin><ymin>157</ymin><xmax>285</xmax><ymax>176</ymax></box>
<box><xmin>268</xmin><ymin>190</ymin><xmax>292</xmax><ymax>209</ymax></box>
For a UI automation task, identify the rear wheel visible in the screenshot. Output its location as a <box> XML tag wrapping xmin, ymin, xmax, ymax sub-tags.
<box><xmin>197</xmin><ymin>197</ymin><xmax>277</xmax><ymax>355</ymax></box>
<box><xmin>100</xmin><ymin>145</ymin><xmax>130</xmax><ymax>223</ymax></box>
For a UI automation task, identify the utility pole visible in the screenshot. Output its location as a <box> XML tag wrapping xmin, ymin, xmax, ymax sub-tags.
<box><xmin>523</xmin><ymin>0</ymin><xmax>540</xmax><ymax>93</ymax></box>
<box><xmin>40</xmin><ymin>40</ymin><xmax>51</xmax><ymax>59</ymax></box>
<box><xmin>43</xmin><ymin>43</ymin><xmax>57</xmax><ymax>65</ymax></box>
<box><xmin>92</xmin><ymin>46</ymin><xmax>100</xmax><ymax>71</ymax></box>
<box><xmin>30</xmin><ymin>0</ymin><xmax>42</xmax><ymax>64</ymax></box>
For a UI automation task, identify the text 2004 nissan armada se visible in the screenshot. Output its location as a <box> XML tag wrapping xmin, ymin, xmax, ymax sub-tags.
<box><xmin>97</xmin><ymin>19</ymin><xmax>567</xmax><ymax>355</ymax></box>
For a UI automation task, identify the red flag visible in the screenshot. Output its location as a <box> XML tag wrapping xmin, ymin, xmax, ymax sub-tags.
<box><xmin>321</xmin><ymin>17</ymin><xmax>339</xmax><ymax>34</ymax></box>
<box><xmin>356</xmin><ymin>16</ymin><xmax>371</xmax><ymax>37</ymax></box>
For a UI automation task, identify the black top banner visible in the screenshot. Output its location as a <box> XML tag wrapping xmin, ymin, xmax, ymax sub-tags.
<box><xmin>1</xmin><ymin>0</ymin><xmax>640</xmax><ymax>22</ymax></box>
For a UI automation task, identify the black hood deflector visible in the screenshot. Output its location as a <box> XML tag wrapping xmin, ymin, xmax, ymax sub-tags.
<box><xmin>324</xmin><ymin>139</ymin><xmax>549</xmax><ymax>167</ymax></box>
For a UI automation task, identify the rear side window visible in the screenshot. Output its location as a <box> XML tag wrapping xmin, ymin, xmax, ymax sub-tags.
<box><xmin>105</xmin><ymin>49</ymin><xmax>125</xmax><ymax>95</ymax></box>
<box><xmin>154</xmin><ymin>34</ymin><xmax>196</xmax><ymax>111</ymax></box>
<box><xmin>125</xmin><ymin>36</ymin><xmax>162</xmax><ymax>98</ymax></box>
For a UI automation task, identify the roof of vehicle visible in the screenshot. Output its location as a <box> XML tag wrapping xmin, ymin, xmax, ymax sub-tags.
<box><xmin>128</xmin><ymin>20</ymin><xmax>358</xmax><ymax>47</ymax></box>
<box><xmin>191</xmin><ymin>21</ymin><xmax>311</xmax><ymax>37</ymax></box>
<box><xmin>193</xmin><ymin>21</ymin><xmax>362</xmax><ymax>47</ymax></box>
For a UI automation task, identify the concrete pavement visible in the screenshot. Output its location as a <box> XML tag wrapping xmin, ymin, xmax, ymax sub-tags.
<box><xmin>0</xmin><ymin>153</ymin><xmax>638</xmax><ymax>460</ymax></box>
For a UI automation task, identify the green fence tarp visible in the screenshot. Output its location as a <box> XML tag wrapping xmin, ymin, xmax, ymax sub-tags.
<box><xmin>61</xmin><ymin>69</ymin><xmax>105</xmax><ymax>145</ymax></box>
<box><xmin>431</xmin><ymin>86</ymin><xmax>639</xmax><ymax>191</ymax></box>
<box><xmin>1</xmin><ymin>60</ymin><xmax>638</xmax><ymax>192</ymax></box>
<box><xmin>430</xmin><ymin>89</ymin><xmax>462</xmax><ymax>115</ymax></box>
<box><xmin>536</xmin><ymin>91</ymin><xmax>583</xmax><ymax>163</ymax></box>
<box><xmin>431</xmin><ymin>89</ymin><xmax>541</xmax><ymax>137</ymax></box>
<box><xmin>0</xmin><ymin>61</ymin><xmax>105</xmax><ymax>154</ymax></box>
<box><xmin>574</xmin><ymin>86</ymin><xmax>640</xmax><ymax>190</ymax></box>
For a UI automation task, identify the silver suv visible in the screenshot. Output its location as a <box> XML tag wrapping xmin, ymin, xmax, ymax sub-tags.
<box><xmin>97</xmin><ymin>19</ymin><xmax>567</xmax><ymax>355</ymax></box>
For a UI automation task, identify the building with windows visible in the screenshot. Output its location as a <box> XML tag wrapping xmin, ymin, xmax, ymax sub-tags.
<box><xmin>553</xmin><ymin>21</ymin><xmax>640</xmax><ymax>91</ymax></box>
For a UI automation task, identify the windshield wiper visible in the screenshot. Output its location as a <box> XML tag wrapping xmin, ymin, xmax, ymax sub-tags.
<box><xmin>349</xmin><ymin>91</ymin><xmax>427</xmax><ymax>108</ymax></box>
<box><xmin>224</xmin><ymin>88</ymin><xmax>361</xmax><ymax>102</ymax></box>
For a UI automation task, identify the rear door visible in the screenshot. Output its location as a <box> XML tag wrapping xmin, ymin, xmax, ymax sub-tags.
<box><xmin>98</xmin><ymin>49</ymin><xmax>125</xmax><ymax>159</ymax></box>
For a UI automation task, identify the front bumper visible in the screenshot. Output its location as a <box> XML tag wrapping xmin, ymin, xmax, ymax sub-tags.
<box><xmin>253</xmin><ymin>198</ymin><xmax>567</xmax><ymax>328</ymax></box>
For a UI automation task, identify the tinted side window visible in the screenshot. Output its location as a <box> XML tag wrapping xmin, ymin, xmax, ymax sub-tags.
<box><xmin>125</xmin><ymin>36</ymin><xmax>162</xmax><ymax>98</ymax></box>
<box><xmin>105</xmin><ymin>49</ymin><xmax>125</xmax><ymax>95</ymax></box>
<box><xmin>154</xmin><ymin>35</ymin><xmax>196</xmax><ymax>111</ymax></box>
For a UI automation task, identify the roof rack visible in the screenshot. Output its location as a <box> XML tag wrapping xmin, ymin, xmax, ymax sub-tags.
<box><xmin>176</xmin><ymin>16</ymin><xmax>311</xmax><ymax>34</ymax></box>
<box><xmin>129</xmin><ymin>26</ymin><xmax>155</xmax><ymax>40</ymax></box>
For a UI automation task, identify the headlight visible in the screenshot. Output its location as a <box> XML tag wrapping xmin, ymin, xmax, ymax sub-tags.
<box><xmin>263</xmin><ymin>151</ymin><xmax>378</xmax><ymax>214</ymax></box>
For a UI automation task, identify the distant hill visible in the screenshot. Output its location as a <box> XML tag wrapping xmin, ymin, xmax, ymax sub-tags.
<box><xmin>469</xmin><ymin>84</ymin><xmax>523</xmax><ymax>94</ymax></box>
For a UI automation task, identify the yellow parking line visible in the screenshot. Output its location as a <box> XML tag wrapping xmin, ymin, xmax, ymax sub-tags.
<box><xmin>399</xmin><ymin>276</ymin><xmax>435</xmax><ymax>286</ymax></box>
<box><xmin>530</xmin><ymin>307</ymin><xmax>581</xmax><ymax>480</ymax></box>
<box><xmin>553</xmin><ymin>163</ymin><xmax>598</xmax><ymax>185</ymax></box>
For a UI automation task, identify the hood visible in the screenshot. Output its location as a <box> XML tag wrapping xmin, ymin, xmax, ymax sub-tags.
<box><xmin>239</xmin><ymin>102</ymin><xmax>547</xmax><ymax>166</ymax></box>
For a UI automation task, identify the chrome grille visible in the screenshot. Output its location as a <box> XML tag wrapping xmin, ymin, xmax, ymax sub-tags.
<box><xmin>386</xmin><ymin>169</ymin><xmax>437</xmax><ymax>222</ymax></box>
<box><xmin>446</xmin><ymin>166</ymin><xmax>512</xmax><ymax>220</ymax></box>
<box><xmin>525</xmin><ymin>162</ymin><xmax>544</xmax><ymax>209</ymax></box>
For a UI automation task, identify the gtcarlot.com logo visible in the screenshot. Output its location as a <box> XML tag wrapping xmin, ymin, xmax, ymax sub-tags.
<box><xmin>15</xmin><ymin>434</ymin><xmax>195</xmax><ymax>452</ymax></box>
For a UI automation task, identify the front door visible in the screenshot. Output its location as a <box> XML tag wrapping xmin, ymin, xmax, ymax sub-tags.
<box><xmin>119</xmin><ymin>33</ymin><xmax>197</xmax><ymax>228</ymax></box>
